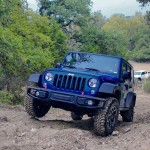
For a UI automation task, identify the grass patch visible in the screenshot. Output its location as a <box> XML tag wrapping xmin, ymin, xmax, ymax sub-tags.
<box><xmin>0</xmin><ymin>90</ymin><xmax>14</xmax><ymax>105</ymax></box>
<box><xmin>143</xmin><ymin>79</ymin><xmax>150</xmax><ymax>93</ymax></box>
<box><xmin>0</xmin><ymin>89</ymin><xmax>24</xmax><ymax>106</ymax></box>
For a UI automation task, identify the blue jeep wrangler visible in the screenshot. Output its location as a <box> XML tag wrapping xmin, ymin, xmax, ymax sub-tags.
<box><xmin>25</xmin><ymin>52</ymin><xmax>136</xmax><ymax>136</ymax></box>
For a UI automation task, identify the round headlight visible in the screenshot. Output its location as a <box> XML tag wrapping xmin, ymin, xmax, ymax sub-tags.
<box><xmin>89</xmin><ymin>78</ymin><xmax>98</xmax><ymax>88</ymax></box>
<box><xmin>45</xmin><ymin>72</ymin><xmax>53</xmax><ymax>81</ymax></box>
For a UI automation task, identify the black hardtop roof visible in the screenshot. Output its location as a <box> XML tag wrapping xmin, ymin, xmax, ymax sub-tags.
<box><xmin>67</xmin><ymin>51</ymin><xmax>133</xmax><ymax>69</ymax></box>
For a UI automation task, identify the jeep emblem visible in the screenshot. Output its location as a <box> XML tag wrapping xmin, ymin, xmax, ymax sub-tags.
<box><xmin>68</xmin><ymin>73</ymin><xmax>74</xmax><ymax>76</ymax></box>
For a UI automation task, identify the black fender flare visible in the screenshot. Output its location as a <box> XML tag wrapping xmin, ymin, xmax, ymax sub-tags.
<box><xmin>28</xmin><ymin>74</ymin><xmax>41</xmax><ymax>84</ymax></box>
<box><xmin>99</xmin><ymin>83</ymin><xmax>121</xmax><ymax>94</ymax></box>
<box><xmin>125</xmin><ymin>92</ymin><xmax>136</xmax><ymax>108</ymax></box>
<box><xmin>99</xmin><ymin>83</ymin><xmax>121</xmax><ymax>100</ymax></box>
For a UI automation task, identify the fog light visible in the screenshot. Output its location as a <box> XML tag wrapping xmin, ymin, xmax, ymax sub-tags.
<box><xmin>35</xmin><ymin>91</ymin><xmax>39</xmax><ymax>96</ymax></box>
<box><xmin>30</xmin><ymin>89</ymin><xmax>35</xmax><ymax>94</ymax></box>
<box><xmin>87</xmin><ymin>100</ymin><xmax>93</xmax><ymax>106</ymax></box>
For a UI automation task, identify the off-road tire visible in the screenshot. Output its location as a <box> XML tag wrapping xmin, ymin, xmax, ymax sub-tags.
<box><xmin>71</xmin><ymin>112</ymin><xmax>83</xmax><ymax>120</ymax></box>
<box><xmin>94</xmin><ymin>98</ymin><xmax>119</xmax><ymax>136</ymax></box>
<box><xmin>25</xmin><ymin>95</ymin><xmax>50</xmax><ymax>118</ymax></box>
<box><xmin>120</xmin><ymin>108</ymin><xmax>134</xmax><ymax>122</ymax></box>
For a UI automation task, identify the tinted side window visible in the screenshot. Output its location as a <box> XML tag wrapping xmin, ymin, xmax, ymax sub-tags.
<box><xmin>127</xmin><ymin>65</ymin><xmax>132</xmax><ymax>81</ymax></box>
<box><xmin>121</xmin><ymin>62</ymin><xmax>127</xmax><ymax>77</ymax></box>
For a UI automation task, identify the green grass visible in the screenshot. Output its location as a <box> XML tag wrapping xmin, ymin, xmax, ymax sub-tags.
<box><xmin>0</xmin><ymin>90</ymin><xmax>14</xmax><ymax>105</ymax></box>
<box><xmin>143</xmin><ymin>79</ymin><xmax>150</xmax><ymax>93</ymax></box>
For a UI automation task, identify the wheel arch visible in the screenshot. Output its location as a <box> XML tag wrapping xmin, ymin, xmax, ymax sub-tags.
<box><xmin>125</xmin><ymin>92</ymin><xmax>136</xmax><ymax>108</ymax></box>
<box><xmin>28</xmin><ymin>74</ymin><xmax>42</xmax><ymax>86</ymax></box>
<box><xmin>98</xmin><ymin>83</ymin><xmax>121</xmax><ymax>102</ymax></box>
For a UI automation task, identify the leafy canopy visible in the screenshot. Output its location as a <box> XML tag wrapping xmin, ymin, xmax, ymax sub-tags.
<box><xmin>0</xmin><ymin>0</ymin><xmax>67</xmax><ymax>102</ymax></box>
<box><xmin>38</xmin><ymin>0</ymin><xmax>92</xmax><ymax>26</ymax></box>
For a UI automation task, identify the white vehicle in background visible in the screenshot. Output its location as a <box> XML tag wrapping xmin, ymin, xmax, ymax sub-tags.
<box><xmin>134</xmin><ymin>70</ymin><xmax>150</xmax><ymax>81</ymax></box>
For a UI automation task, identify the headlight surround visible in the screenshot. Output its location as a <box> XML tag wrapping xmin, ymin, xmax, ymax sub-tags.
<box><xmin>88</xmin><ymin>78</ymin><xmax>98</xmax><ymax>88</ymax></box>
<box><xmin>45</xmin><ymin>72</ymin><xmax>53</xmax><ymax>81</ymax></box>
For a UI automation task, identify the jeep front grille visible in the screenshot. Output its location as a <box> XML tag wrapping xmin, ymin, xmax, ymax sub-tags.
<box><xmin>53</xmin><ymin>74</ymin><xmax>86</xmax><ymax>91</ymax></box>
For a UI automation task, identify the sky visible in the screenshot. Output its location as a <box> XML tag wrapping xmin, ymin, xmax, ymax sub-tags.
<box><xmin>27</xmin><ymin>0</ymin><xmax>149</xmax><ymax>18</ymax></box>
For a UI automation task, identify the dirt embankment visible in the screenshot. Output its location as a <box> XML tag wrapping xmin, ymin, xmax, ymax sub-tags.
<box><xmin>0</xmin><ymin>61</ymin><xmax>150</xmax><ymax>150</ymax></box>
<box><xmin>130</xmin><ymin>61</ymin><xmax>150</xmax><ymax>71</ymax></box>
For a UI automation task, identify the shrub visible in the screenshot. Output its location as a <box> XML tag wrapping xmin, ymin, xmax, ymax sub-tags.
<box><xmin>0</xmin><ymin>90</ymin><xmax>14</xmax><ymax>105</ymax></box>
<box><xmin>134</xmin><ymin>78</ymin><xmax>142</xmax><ymax>88</ymax></box>
<box><xmin>143</xmin><ymin>79</ymin><xmax>150</xmax><ymax>93</ymax></box>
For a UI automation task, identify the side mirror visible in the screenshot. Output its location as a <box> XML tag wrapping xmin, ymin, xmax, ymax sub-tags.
<box><xmin>55</xmin><ymin>63</ymin><xmax>61</xmax><ymax>68</ymax></box>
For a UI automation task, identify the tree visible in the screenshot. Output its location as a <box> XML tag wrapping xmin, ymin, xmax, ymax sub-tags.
<box><xmin>73</xmin><ymin>15</ymin><xmax>128</xmax><ymax>59</ymax></box>
<box><xmin>38</xmin><ymin>0</ymin><xmax>92</xmax><ymax>27</ymax></box>
<box><xmin>0</xmin><ymin>0</ymin><xmax>28</xmax><ymax>26</ymax></box>
<box><xmin>137</xmin><ymin>0</ymin><xmax>150</xmax><ymax>6</ymax></box>
<box><xmin>0</xmin><ymin>0</ymin><xmax>67</xmax><ymax>103</ymax></box>
<box><xmin>137</xmin><ymin>0</ymin><xmax>150</xmax><ymax>26</ymax></box>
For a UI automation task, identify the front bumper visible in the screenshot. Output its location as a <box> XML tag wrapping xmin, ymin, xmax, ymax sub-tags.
<box><xmin>27</xmin><ymin>86</ymin><xmax>108</xmax><ymax>111</ymax></box>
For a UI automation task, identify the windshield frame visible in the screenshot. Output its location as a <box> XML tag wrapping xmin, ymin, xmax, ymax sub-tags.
<box><xmin>62</xmin><ymin>52</ymin><xmax>121</xmax><ymax>77</ymax></box>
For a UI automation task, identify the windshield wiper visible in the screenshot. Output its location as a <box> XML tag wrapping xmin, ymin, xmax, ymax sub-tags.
<box><xmin>85</xmin><ymin>68</ymin><xmax>100</xmax><ymax>72</ymax></box>
<box><xmin>64</xmin><ymin>65</ymin><xmax>76</xmax><ymax>68</ymax></box>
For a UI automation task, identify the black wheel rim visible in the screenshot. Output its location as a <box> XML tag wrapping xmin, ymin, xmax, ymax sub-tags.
<box><xmin>106</xmin><ymin>105</ymin><xmax>118</xmax><ymax>129</ymax></box>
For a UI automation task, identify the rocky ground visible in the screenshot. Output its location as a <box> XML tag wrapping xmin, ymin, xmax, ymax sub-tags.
<box><xmin>0</xmin><ymin>88</ymin><xmax>150</xmax><ymax>150</ymax></box>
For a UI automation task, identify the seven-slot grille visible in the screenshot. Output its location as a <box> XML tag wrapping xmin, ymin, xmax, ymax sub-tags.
<box><xmin>53</xmin><ymin>74</ymin><xmax>86</xmax><ymax>91</ymax></box>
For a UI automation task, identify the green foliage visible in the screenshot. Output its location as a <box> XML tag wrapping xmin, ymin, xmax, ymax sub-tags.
<box><xmin>143</xmin><ymin>79</ymin><xmax>150</xmax><ymax>93</ymax></box>
<box><xmin>0</xmin><ymin>90</ymin><xmax>14</xmax><ymax>105</ymax></box>
<box><xmin>136</xmin><ymin>0</ymin><xmax>150</xmax><ymax>27</ymax></box>
<box><xmin>131</xmin><ymin>47</ymin><xmax>150</xmax><ymax>62</ymax></box>
<box><xmin>73</xmin><ymin>14</ymin><xmax>128</xmax><ymax>58</ymax></box>
<box><xmin>38</xmin><ymin>0</ymin><xmax>92</xmax><ymax>26</ymax></box>
<box><xmin>102</xmin><ymin>14</ymin><xmax>150</xmax><ymax>61</ymax></box>
<box><xmin>0</xmin><ymin>0</ymin><xmax>28</xmax><ymax>26</ymax></box>
<box><xmin>0</xmin><ymin>1</ymin><xmax>67</xmax><ymax>76</ymax></box>
<box><xmin>0</xmin><ymin>0</ymin><xmax>67</xmax><ymax>104</ymax></box>
<box><xmin>130</xmin><ymin>19</ymin><xmax>150</xmax><ymax>61</ymax></box>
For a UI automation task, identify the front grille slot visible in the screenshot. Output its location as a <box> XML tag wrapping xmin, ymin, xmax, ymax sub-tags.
<box><xmin>53</xmin><ymin>74</ymin><xmax>86</xmax><ymax>91</ymax></box>
<box><xmin>71</xmin><ymin>77</ymin><xmax>77</xmax><ymax>90</ymax></box>
<box><xmin>76</xmin><ymin>77</ymin><xmax>81</xmax><ymax>90</ymax></box>
<box><xmin>81</xmin><ymin>78</ymin><xmax>86</xmax><ymax>91</ymax></box>
<box><xmin>62</xmin><ymin>75</ymin><xmax>67</xmax><ymax>88</ymax></box>
<box><xmin>66</xmin><ymin>76</ymin><xmax>72</xmax><ymax>89</ymax></box>
<box><xmin>57</xmin><ymin>75</ymin><xmax>63</xmax><ymax>88</ymax></box>
<box><xmin>53</xmin><ymin>74</ymin><xmax>58</xmax><ymax>86</ymax></box>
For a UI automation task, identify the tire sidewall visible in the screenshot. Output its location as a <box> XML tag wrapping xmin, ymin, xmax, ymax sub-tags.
<box><xmin>105</xmin><ymin>100</ymin><xmax>119</xmax><ymax>135</ymax></box>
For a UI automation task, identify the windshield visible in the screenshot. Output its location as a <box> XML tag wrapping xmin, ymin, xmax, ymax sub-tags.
<box><xmin>63</xmin><ymin>53</ymin><xmax>120</xmax><ymax>76</ymax></box>
<box><xmin>134</xmin><ymin>72</ymin><xmax>141</xmax><ymax>75</ymax></box>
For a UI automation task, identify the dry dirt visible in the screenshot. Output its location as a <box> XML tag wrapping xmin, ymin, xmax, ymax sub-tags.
<box><xmin>0</xmin><ymin>62</ymin><xmax>150</xmax><ymax>150</ymax></box>
<box><xmin>130</xmin><ymin>61</ymin><xmax>150</xmax><ymax>71</ymax></box>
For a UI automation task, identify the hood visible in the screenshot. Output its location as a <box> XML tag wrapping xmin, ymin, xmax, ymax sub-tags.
<box><xmin>45</xmin><ymin>67</ymin><xmax>103</xmax><ymax>78</ymax></box>
<box><xmin>44</xmin><ymin>67</ymin><xmax>118</xmax><ymax>82</ymax></box>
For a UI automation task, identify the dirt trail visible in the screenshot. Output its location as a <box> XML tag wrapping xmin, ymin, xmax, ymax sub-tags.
<box><xmin>0</xmin><ymin>61</ymin><xmax>150</xmax><ymax>150</ymax></box>
<box><xmin>0</xmin><ymin>88</ymin><xmax>150</xmax><ymax>150</ymax></box>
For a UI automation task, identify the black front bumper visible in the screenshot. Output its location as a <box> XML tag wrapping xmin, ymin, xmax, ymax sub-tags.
<box><xmin>27</xmin><ymin>86</ymin><xmax>108</xmax><ymax>112</ymax></box>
